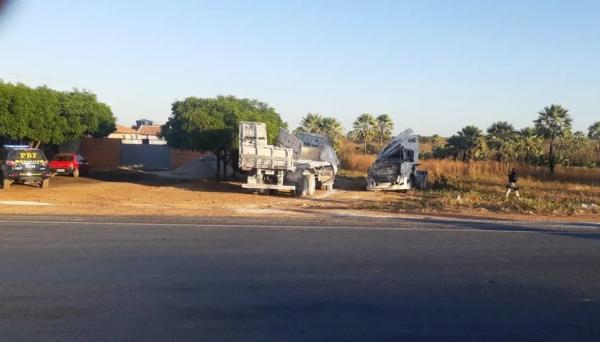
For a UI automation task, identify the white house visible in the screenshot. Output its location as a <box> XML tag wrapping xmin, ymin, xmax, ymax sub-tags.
<box><xmin>136</xmin><ymin>125</ymin><xmax>166</xmax><ymax>145</ymax></box>
<box><xmin>108</xmin><ymin>124</ymin><xmax>166</xmax><ymax>145</ymax></box>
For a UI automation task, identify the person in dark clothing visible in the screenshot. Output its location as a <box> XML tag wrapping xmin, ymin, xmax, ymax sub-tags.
<box><xmin>506</xmin><ymin>168</ymin><xmax>520</xmax><ymax>199</ymax></box>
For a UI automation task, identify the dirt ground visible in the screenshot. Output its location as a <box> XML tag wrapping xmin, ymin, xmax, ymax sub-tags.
<box><xmin>0</xmin><ymin>169</ymin><xmax>597</xmax><ymax>222</ymax></box>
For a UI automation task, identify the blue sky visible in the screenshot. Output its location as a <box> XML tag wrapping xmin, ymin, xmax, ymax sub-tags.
<box><xmin>0</xmin><ymin>0</ymin><xmax>598</xmax><ymax>135</ymax></box>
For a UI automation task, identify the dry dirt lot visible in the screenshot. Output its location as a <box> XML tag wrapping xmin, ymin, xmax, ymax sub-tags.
<box><xmin>0</xmin><ymin>170</ymin><xmax>597</xmax><ymax>222</ymax></box>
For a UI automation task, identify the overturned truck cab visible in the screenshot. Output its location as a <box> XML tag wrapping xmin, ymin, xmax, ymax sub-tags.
<box><xmin>366</xmin><ymin>129</ymin><xmax>428</xmax><ymax>191</ymax></box>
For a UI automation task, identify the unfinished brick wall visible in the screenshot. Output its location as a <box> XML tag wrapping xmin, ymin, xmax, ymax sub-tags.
<box><xmin>80</xmin><ymin>137</ymin><xmax>121</xmax><ymax>171</ymax></box>
<box><xmin>170</xmin><ymin>149</ymin><xmax>208</xmax><ymax>169</ymax></box>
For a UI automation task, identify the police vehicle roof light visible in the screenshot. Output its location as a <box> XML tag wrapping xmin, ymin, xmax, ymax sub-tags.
<box><xmin>2</xmin><ymin>145</ymin><xmax>31</xmax><ymax>149</ymax></box>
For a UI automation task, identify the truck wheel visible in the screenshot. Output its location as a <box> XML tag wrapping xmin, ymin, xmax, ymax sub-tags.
<box><xmin>295</xmin><ymin>176</ymin><xmax>308</xmax><ymax>197</ymax></box>
<box><xmin>258</xmin><ymin>189</ymin><xmax>268</xmax><ymax>195</ymax></box>
<box><xmin>72</xmin><ymin>168</ymin><xmax>80</xmax><ymax>178</ymax></box>
<box><xmin>307</xmin><ymin>174</ymin><xmax>316</xmax><ymax>196</ymax></box>
<box><xmin>40</xmin><ymin>179</ymin><xmax>50</xmax><ymax>189</ymax></box>
<box><xmin>2</xmin><ymin>178</ymin><xmax>11</xmax><ymax>189</ymax></box>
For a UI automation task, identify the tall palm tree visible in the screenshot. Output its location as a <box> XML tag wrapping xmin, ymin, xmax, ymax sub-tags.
<box><xmin>486</xmin><ymin>121</ymin><xmax>516</xmax><ymax>162</ymax></box>
<box><xmin>457</xmin><ymin>125</ymin><xmax>484</xmax><ymax>161</ymax></box>
<box><xmin>534</xmin><ymin>104</ymin><xmax>572</xmax><ymax>173</ymax></box>
<box><xmin>351</xmin><ymin>113</ymin><xmax>376</xmax><ymax>153</ymax></box>
<box><xmin>320</xmin><ymin>116</ymin><xmax>344</xmax><ymax>150</ymax></box>
<box><xmin>298</xmin><ymin>113</ymin><xmax>323</xmax><ymax>133</ymax></box>
<box><xmin>588</xmin><ymin>121</ymin><xmax>600</xmax><ymax>162</ymax></box>
<box><xmin>375</xmin><ymin>114</ymin><xmax>394</xmax><ymax>151</ymax></box>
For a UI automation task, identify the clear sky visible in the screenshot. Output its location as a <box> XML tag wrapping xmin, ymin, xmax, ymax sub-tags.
<box><xmin>0</xmin><ymin>0</ymin><xmax>598</xmax><ymax>136</ymax></box>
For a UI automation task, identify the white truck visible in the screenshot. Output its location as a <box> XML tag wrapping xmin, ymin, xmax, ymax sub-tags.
<box><xmin>366</xmin><ymin>129</ymin><xmax>428</xmax><ymax>191</ymax></box>
<box><xmin>239</xmin><ymin>122</ymin><xmax>338</xmax><ymax>197</ymax></box>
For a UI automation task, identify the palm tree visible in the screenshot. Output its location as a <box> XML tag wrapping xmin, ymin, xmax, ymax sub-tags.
<box><xmin>456</xmin><ymin>125</ymin><xmax>484</xmax><ymax>161</ymax></box>
<box><xmin>588</xmin><ymin>121</ymin><xmax>600</xmax><ymax>162</ymax></box>
<box><xmin>351</xmin><ymin>113</ymin><xmax>376</xmax><ymax>153</ymax></box>
<box><xmin>320</xmin><ymin>117</ymin><xmax>344</xmax><ymax>150</ymax></box>
<box><xmin>517</xmin><ymin>127</ymin><xmax>544</xmax><ymax>165</ymax></box>
<box><xmin>298</xmin><ymin>113</ymin><xmax>323</xmax><ymax>133</ymax></box>
<box><xmin>534</xmin><ymin>104</ymin><xmax>572</xmax><ymax>173</ymax></box>
<box><xmin>375</xmin><ymin>114</ymin><xmax>394</xmax><ymax>151</ymax></box>
<box><xmin>486</xmin><ymin>121</ymin><xmax>516</xmax><ymax>162</ymax></box>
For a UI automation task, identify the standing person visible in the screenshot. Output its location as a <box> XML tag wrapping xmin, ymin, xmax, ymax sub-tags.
<box><xmin>506</xmin><ymin>168</ymin><xmax>520</xmax><ymax>199</ymax></box>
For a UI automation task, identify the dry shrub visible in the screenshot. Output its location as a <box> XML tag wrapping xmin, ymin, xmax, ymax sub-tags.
<box><xmin>338</xmin><ymin>139</ymin><xmax>377</xmax><ymax>172</ymax></box>
<box><xmin>342</xmin><ymin>153</ymin><xmax>376</xmax><ymax>172</ymax></box>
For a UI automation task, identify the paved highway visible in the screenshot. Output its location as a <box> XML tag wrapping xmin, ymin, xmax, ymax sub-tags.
<box><xmin>0</xmin><ymin>215</ymin><xmax>599</xmax><ymax>341</ymax></box>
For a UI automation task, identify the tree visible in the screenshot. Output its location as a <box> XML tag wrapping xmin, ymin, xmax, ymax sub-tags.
<box><xmin>349</xmin><ymin>113</ymin><xmax>376</xmax><ymax>153</ymax></box>
<box><xmin>298</xmin><ymin>113</ymin><xmax>323</xmax><ymax>133</ymax></box>
<box><xmin>486</xmin><ymin>121</ymin><xmax>516</xmax><ymax>162</ymax></box>
<box><xmin>450</xmin><ymin>125</ymin><xmax>485</xmax><ymax>162</ymax></box>
<box><xmin>555</xmin><ymin>131</ymin><xmax>587</xmax><ymax>167</ymax></box>
<box><xmin>588</xmin><ymin>121</ymin><xmax>600</xmax><ymax>162</ymax></box>
<box><xmin>429</xmin><ymin>134</ymin><xmax>443</xmax><ymax>150</ymax></box>
<box><xmin>319</xmin><ymin>116</ymin><xmax>344</xmax><ymax>151</ymax></box>
<box><xmin>375</xmin><ymin>114</ymin><xmax>394</xmax><ymax>151</ymax></box>
<box><xmin>534</xmin><ymin>104</ymin><xmax>572</xmax><ymax>173</ymax></box>
<box><xmin>295</xmin><ymin>113</ymin><xmax>344</xmax><ymax>151</ymax></box>
<box><xmin>516</xmin><ymin>127</ymin><xmax>544</xmax><ymax>165</ymax></box>
<box><xmin>0</xmin><ymin>81</ymin><xmax>116</xmax><ymax>147</ymax></box>
<box><xmin>162</xmin><ymin>95</ymin><xmax>286</xmax><ymax>180</ymax></box>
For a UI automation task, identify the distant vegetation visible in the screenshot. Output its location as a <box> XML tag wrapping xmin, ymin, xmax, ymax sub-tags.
<box><xmin>292</xmin><ymin>105</ymin><xmax>600</xmax><ymax>177</ymax></box>
<box><xmin>0</xmin><ymin>81</ymin><xmax>116</xmax><ymax>147</ymax></box>
<box><xmin>421</xmin><ymin>104</ymin><xmax>600</xmax><ymax>173</ymax></box>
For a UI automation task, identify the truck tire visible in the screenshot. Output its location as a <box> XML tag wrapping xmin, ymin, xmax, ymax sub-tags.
<box><xmin>295</xmin><ymin>176</ymin><xmax>308</xmax><ymax>197</ymax></box>
<box><xmin>2</xmin><ymin>178</ymin><xmax>11</xmax><ymax>189</ymax></box>
<box><xmin>307</xmin><ymin>174</ymin><xmax>316</xmax><ymax>196</ymax></box>
<box><xmin>40</xmin><ymin>178</ymin><xmax>50</xmax><ymax>189</ymax></box>
<box><xmin>73</xmin><ymin>168</ymin><xmax>80</xmax><ymax>178</ymax></box>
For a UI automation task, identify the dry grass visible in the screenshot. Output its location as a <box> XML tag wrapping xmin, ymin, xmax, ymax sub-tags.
<box><xmin>413</xmin><ymin>160</ymin><xmax>600</xmax><ymax>215</ymax></box>
<box><xmin>421</xmin><ymin>160</ymin><xmax>600</xmax><ymax>186</ymax></box>
<box><xmin>342</xmin><ymin>154</ymin><xmax>376</xmax><ymax>172</ymax></box>
<box><xmin>336</xmin><ymin>156</ymin><xmax>600</xmax><ymax>216</ymax></box>
<box><xmin>338</xmin><ymin>141</ymin><xmax>376</xmax><ymax>172</ymax></box>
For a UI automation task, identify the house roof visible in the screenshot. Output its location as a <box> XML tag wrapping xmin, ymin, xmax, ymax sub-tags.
<box><xmin>137</xmin><ymin>125</ymin><xmax>162</xmax><ymax>136</ymax></box>
<box><xmin>113</xmin><ymin>124</ymin><xmax>137</xmax><ymax>134</ymax></box>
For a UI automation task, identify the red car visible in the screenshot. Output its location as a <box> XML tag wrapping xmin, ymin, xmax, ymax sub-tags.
<box><xmin>49</xmin><ymin>153</ymin><xmax>90</xmax><ymax>177</ymax></box>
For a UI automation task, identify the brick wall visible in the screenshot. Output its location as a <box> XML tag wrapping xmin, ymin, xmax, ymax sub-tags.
<box><xmin>170</xmin><ymin>149</ymin><xmax>208</xmax><ymax>169</ymax></box>
<box><xmin>79</xmin><ymin>138</ymin><xmax>204</xmax><ymax>171</ymax></box>
<box><xmin>80</xmin><ymin>137</ymin><xmax>121</xmax><ymax>171</ymax></box>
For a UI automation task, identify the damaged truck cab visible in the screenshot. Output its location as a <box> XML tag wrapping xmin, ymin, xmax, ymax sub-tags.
<box><xmin>366</xmin><ymin>129</ymin><xmax>428</xmax><ymax>191</ymax></box>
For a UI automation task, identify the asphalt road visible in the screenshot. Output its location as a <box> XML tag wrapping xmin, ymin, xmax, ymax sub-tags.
<box><xmin>0</xmin><ymin>215</ymin><xmax>599</xmax><ymax>341</ymax></box>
